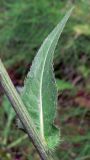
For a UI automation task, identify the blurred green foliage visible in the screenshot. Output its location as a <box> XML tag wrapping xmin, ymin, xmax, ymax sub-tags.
<box><xmin>0</xmin><ymin>0</ymin><xmax>90</xmax><ymax>69</ymax></box>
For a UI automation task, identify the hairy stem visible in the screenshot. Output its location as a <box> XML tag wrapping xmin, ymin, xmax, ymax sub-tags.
<box><xmin>0</xmin><ymin>59</ymin><xmax>55</xmax><ymax>160</ymax></box>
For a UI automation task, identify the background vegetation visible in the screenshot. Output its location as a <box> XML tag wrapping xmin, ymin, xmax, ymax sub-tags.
<box><xmin>0</xmin><ymin>0</ymin><xmax>90</xmax><ymax>159</ymax></box>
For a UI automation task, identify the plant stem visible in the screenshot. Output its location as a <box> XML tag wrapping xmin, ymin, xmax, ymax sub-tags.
<box><xmin>3</xmin><ymin>112</ymin><xmax>13</xmax><ymax>145</ymax></box>
<box><xmin>0</xmin><ymin>59</ymin><xmax>55</xmax><ymax>160</ymax></box>
<box><xmin>7</xmin><ymin>134</ymin><xmax>28</xmax><ymax>149</ymax></box>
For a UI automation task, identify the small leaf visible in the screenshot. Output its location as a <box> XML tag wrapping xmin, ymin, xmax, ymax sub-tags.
<box><xmin>3</xmin><ymin>86</ymin><xmax>23</xmax><ymax>119</ymax></box>
<box><xmin>2</xmin><ymin>95</ymin><xmax>15</xmax><ymax>145</ymax></box>
<box><xmin>18</xmin><ymin>8</ymin><xmax>74</xmax><ymax>150</ymax></box>
<box><xmin>3</xmin><ymin>95</ymin><xmax>15</xmax><ymax>120</ymax></box>
<box><xmin>56</xmin><ymin>79</ymin><xmax>74</xmax><ymax>91</ymax></box>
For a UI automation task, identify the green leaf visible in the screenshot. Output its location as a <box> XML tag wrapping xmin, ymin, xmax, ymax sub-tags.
<box><xmin>3</xmin><ymin>95</ymin><xmax>15</xmax><ymax>120</ymax></box>
<box><xmin>56</xmin><ymin>79</ymin><xmax>74</xmax><ymax>91</ymax></box>
<box><xmin>3</xmin><ymin>86</ymin><xmax>23</xmax><ymax>119</ymax></box>
<box><xmin>2</xmin><ymin>95</ymin><xmax>15</xmax><ymax>145</ymax></box>
<box><xmin>18</xmin><ymin>8</ymin><xmax>74</xmax><ymax>150</ymax></box>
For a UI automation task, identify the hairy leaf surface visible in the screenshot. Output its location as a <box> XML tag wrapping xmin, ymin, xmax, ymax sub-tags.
<box><xmin>18</xmin><ymin>8</ymin><xmax>73</xmax><ymax>149</ymax></box>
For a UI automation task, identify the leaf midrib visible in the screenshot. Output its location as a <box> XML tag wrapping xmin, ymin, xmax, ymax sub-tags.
<box><xmin>39</xmin><ymin>33</ymin><xmax>58</xmax><ymax>140</ymax></box>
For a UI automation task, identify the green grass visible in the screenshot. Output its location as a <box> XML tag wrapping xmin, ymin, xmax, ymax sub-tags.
<box><xmin>0</xmin><ymin>0</ymin><xmax>90</xmax><ymax>69</ymax></box>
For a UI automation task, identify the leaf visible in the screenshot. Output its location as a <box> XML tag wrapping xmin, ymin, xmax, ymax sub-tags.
<box><xmin>2</xmin><ymin>95</ymin><xmax>15</xmax><ymax>145</ymax></box>
<box><xmin>2</xmin><ymin>86</ymin><xmax>23</xmax><ymax>145</ymax></box>
<box><xmin>3</xmin><ymin>95</ymin><xmax>15</xmax><ymax>120</ymax></box>
<box><xmin>56</xmin><ymin>79</ymin><xmax>74</xmax><ymax>91</ymax></box>
<box><xmin>3</xmin><ymin>86</ymin><xmax>23</xmax><ymax>119</ymax></box>
<box><xmin>18</xmin><ymin>8</ymin><xmax>74</xmax><ymax>150</ymax></box>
